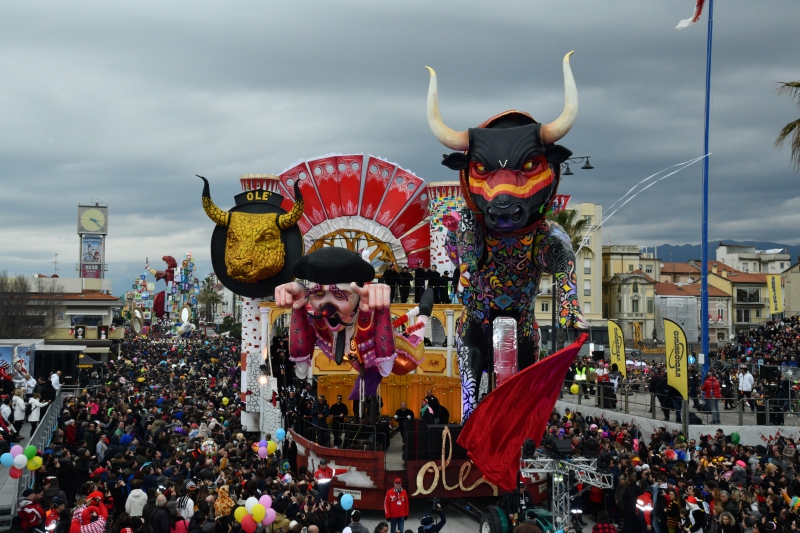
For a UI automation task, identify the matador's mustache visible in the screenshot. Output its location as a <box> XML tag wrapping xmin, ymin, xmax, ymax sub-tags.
<box><xmin>309</xmin><ymin>303</ymin><xmax>355</xmax><ymax>327</ymax></box>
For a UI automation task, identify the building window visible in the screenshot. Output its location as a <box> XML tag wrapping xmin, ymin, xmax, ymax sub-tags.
<box><xmin>736</xmin><ymin>287</ymin><xmax>761</xmax><ymax>304</ymax></box>
<box><xmin>647</xmin><ymin>298</ymin><xmax>654</xmax><ymax>314</ymax></box>
<box><xmin>541</xmin><ymin>301</ymin><xmax>549</xmax><ymax>312</ymax></box>
<box><xmin>781</xmin><ymin>262</ymin><xmax>785</xmax><ymax>269</ymax></box>
<box><xmin>584</xmin><ymin>302</ymin><xmax>592</xmax><ymax>314</ymax></box>
<box><xmin>632</xmin><ymin>299</ymin><xmax>640</xmax><ymax>313</ymax></box>
<box><xmin>645</xmin><ymin>265</ymin><xmax>653</xmax><ymax>274</ymax></box>
<box><xmin>616</xmin><ymin>299</ymin><xmax>622</xmax><ymax>313</ymax></box>
<box><xmin>742</xmin><ymin>263</ymin><xmax>748</xmax><ymax>272</ymax></box>
<box><xmin>584</xmin><ymin>280</ymin><xmax>591</xmax><ymax>296</ymax></box>
<box><xmin>603</xmin><ymin>303</ymin><xmax>609</xmax><ymax>317</ymax></box>
<box><xmin>736</xmin><ymin>309</ymin><xmax>751</xmax><ymax>323</ymax></box>
<box><xmin>584</xmin><ymin>215</ymin><xmax>593</xmax><ymax>224</ymax></box>
<box><xmin>628</xmin><ymin>264</ymin><xmax>634</xmax><ymax>272</ymax></box>
<box><xmin>603</xmin><ymin>264</ymin><xmax>608</xmax><ymax>277</ymax></box>
<box><xmin>604</xmin><ymin>285</ymin><xmax>609</xmax><ymax>295</ymax></box>
<box><xmin>584</xmin><ymin>258</ymin><xmax>591</xmax><ymax>274</ymax></box>
<box><xmin>755</xmin><ymin>309</ymin><xmax>761</xmax><ymax>318</ymax></box>
<box><xmin>632</xmin><ymin>282</ymin><xmax>639</xmax><ymax>293</ymax></box>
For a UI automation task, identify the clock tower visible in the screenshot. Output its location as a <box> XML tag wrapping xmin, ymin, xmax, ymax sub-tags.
<box><xmin>77</xmin><ymin>203</ymin><xmax>109</xmax><ymax>279</ymax></box>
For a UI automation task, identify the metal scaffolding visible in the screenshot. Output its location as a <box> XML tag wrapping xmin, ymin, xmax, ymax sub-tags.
<box><xmin>520</xmin><ymin>453</ymin><xmax>613</xmax><ymax>531</ymax></box>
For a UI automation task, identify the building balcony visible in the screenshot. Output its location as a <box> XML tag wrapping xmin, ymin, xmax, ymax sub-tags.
<box><xmin>735</xmin><ymin>297</ymin><xmax>767</xmax><ymax>305</ymax></box>
<box><xmin>616</xmin><ymin>312</ymin><xmax>645</xmax><ymax>319</ymax></box>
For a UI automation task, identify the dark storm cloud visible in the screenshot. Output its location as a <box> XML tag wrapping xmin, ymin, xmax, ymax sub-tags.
<box><xmin>0</xmin><ymin>1</ymin><xmax>798</xmax><ymax>292</ymax></box>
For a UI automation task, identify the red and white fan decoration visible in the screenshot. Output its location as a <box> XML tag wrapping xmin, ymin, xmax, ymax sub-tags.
<box><xmin>239</xmin><ymin>155</ymin><xmax>432</xmax><ymax>267</ymax></box>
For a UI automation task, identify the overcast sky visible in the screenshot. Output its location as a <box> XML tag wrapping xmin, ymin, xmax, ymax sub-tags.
<box><xmin>1</xmin><ymin>1</ymin><xmax>798</xmax><ymax>295</ymax></box>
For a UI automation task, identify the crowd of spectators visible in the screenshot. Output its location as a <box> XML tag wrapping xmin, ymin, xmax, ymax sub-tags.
<box><xmin>545</xmin><ymin>406</ymin><xmax>800</xmax><ymax>533</ymax></box>
<box><xmin>8</xmin><ymin>333</ymin><xmax>365</xmax><ymax>533</ymax></box>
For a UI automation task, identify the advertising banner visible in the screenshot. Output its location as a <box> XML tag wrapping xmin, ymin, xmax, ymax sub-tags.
<box><xmin>81</xmin><ymin>235</ymin><xmax>104</xmax><ymax>279</ymax></box>
<box><xmin>664</xmin><ymin>319</ymin><xmax>688</xmax><ymax>399</ymax></box>
<box><xmin>607</xmin><ymin>320</ymin><xmax>626</xmax><ymax>378</ymax></box>
<box><xmin>766</xmin><ymin>274</ymin><xmax>784</xmax><ymax>315</ymax></box>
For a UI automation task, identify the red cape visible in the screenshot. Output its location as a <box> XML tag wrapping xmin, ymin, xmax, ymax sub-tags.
<box><xmin>457</xmin><ymin>333</ymin><xmax>587</xmax><ymax>491</ymax></box>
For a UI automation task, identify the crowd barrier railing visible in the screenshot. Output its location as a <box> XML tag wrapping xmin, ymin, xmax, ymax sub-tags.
<box><xmin>289</xmin><ymin>415</ymin><xmax>389</xmax><ymax>451</ymax></box>
<box><xmin>563</xmin><ymin>381</ymin><xmax>797</xmax><ymax>433</ymax></box>
<box><xmin>15</xmin><ymin>390</ymin><xmax>64</xmax><ymax>510</ymax></box>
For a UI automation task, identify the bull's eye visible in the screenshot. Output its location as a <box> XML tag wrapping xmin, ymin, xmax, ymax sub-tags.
<box><xmin>522</xmin><ymin>159</ymin><xmax>540</xmax><ymax>172</ymax></box>
<box><xmin>472</xmin><ymin>162</ymin><xmax>489</xmax><ymax>177</ymax></box>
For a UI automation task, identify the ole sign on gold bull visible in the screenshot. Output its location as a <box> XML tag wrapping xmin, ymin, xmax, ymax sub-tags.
<box><xmin>198</xmin><ymin>176</ymin><xmax>304</xmax><ymax>298</ymax></box>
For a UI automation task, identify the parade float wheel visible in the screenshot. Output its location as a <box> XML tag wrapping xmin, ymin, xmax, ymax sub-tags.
<box><xmin>480</xmin><ymin>505</ymin><xmax>509</xmax><ymax>533</ymax></box>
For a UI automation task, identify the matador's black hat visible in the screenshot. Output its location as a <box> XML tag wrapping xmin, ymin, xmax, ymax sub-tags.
<box><xmin>292</xmin><ymin>247</ymin><xmax>375</xmax><ymax>286</ymax></box>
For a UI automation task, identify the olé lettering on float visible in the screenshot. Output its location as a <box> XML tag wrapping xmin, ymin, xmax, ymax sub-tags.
<box><xmin>411</xmin><ymin>426</ymin><xmax>498</xmax><ymax>496</ymax></box>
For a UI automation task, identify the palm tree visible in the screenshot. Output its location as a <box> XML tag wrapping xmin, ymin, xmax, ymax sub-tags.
<box><xmin>197</xmin><ymin>276</ymin><xmax>224</xmax><ymax>323</ymax></box>
<box><xmin>548</xmin><ymin>209</ymin><xmax>592</xmax><ymax>256</ymax></box>
<box><xmin>546</xmin><ymin>209</ymin><xmax>592</xmax><ymax>349</ymax></box>
<box><xmin>775</xmin><ymin>79</ymin><xmax>800</xmax><ymax>170</ymax></box>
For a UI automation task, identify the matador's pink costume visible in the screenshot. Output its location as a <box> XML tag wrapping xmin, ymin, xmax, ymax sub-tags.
<box><xmin>282</xmin><ymin>247</ymin><xmax>431</xmax><ymax>399</ymax></box>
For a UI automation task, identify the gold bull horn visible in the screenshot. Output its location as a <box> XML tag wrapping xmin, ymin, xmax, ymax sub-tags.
<box><xmin>540</xmin><ymin>51</ymin><xmax>578</xmax><ymax>145</ymax></box>
<box><xmin>425</xmin><ymin>66</ymin><xmax>470</xmax><ymax>151</ymax></box>
<box><xmin>197</xmin><ymin>175</ymin><xmax>230</xmax><ymax>227</ymax></box>
<box><xmin>278</xmin><ymin>182</ymin><xmax>304</xmax><ymax>230</ymax></box>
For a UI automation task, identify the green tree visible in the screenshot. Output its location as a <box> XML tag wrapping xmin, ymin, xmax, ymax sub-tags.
<box><xmin>197</xmin><ymin>276</ymin><xmax>224</xmax><ymax>323</ymax></box>
<box><xmin>775</xmin><ymin>79</ymin><xmax>800</xmax><ymax>170</ymax></box>
<box><xmin>548</xmin><ymin>209</ymin><xmax>592</xmax><ymax>256</ymax></box>
<box><xmin>0</xmin><ymin>272</ymin><xmax>62</xmax><ymax>338</ymax></box>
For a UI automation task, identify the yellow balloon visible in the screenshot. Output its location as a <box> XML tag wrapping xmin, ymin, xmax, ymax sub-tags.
<box><xmin>267</xmin><ymin>441</ymin><xmax>277</xmax><ymax>455</ymax></box>
<box><xmin>27</xmin><ymin>456</ymin><xmax>42</xmax><ymax>471</ymax></box>
<box><xmin>222</xmin><ymin>397</ymin><xmax>229</xmax><ymax>406</ymax></box>
<box><xmin>251</xmin><ymin>504</ymin><xmax>266</xmax><ymax>523</ymax></box>
<box><xmin>234</xmin><ymin>507</ymin><xmax>248</xmax><ymax>523</ymax></box>
<box><xmin>570</xmin><ymin>384</ymin><xmax>580</xmax><ymax>394</ymax></box>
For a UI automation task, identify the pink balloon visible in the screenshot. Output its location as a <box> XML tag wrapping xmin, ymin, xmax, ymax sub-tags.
<box><xmin>262</xmin><ymin>508</ymin><xmax>276</xmax><ymax>526</ymax></box>
<box><xmin>259</xmin><ymin>495</ymin><xmax>272</xmax><ymax>509</ymax></box>
<box><xmin>258</xmin><ymin>447</ymin><xmax>267</xmax><ymax>459</ymax></box>
<box><xmin>9</xmin><ymin>445</ymin><xmax>23</xmax><ymax>458</ymax></box>
<box><xmin>241</xmin><ymin>515</ymin><xmax>257</xmax><ymax>533</ymax></box>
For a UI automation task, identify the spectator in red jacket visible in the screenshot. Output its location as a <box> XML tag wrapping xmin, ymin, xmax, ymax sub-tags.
<box><xmin>384</xmin><ymin>478</ymin><xmax>409</xmax><ymax>533</ymax></box>
<box><xmin>314</xmin><ymin>459</ymin><xmax>335</xmax><ymax>502</ymax></box>
<box><xmin>636</xmin><ymin>485</ymin><xmax>653</xmax><ymax>532</ymax></box>
<box><xmin>701</xmin><ymin>372</ymin><xmax>722</xmax><ymax>424</ymax></box>
<box><xmin>18</xmin><ymin>488</ymin><xmax>46</xmax><ymax>533</ymax></box>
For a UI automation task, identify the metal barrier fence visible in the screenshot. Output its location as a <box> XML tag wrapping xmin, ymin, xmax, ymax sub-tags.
<box><xmin>290</xmin><ymin>416</ymin><xmax>389</xmax><ymax>451</ymax></box>
<box><xmin>563</xmin><ymin>381</ymin><xmax>797</xmax><ymax>433</ymax></box>
<box><xmin>15</xmin><ymin>390</ymin><xmax>64</xmax><ymax>509</ymax></box>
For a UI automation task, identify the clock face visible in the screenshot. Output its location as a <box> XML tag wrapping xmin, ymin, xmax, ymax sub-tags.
<box><xmin>79</xmin><ymin>207</ymin><xmax>107</xmax><ymax>233</ymax></box>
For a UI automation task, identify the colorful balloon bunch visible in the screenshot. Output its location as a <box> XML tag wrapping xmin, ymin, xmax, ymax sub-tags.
<box><xmin>235</xmin><ymin>495</ymin><xmax>276</xmax><ymax>533</ymax></box>
<box><xmin>257</xmin><ymin>439</ymin><xmax>277</xmax><ymax>459</ymax></box>
<box><xmin>1</xmin><ymin>445</ymin><xmax>42</xmax><ymax>479</ymax></box>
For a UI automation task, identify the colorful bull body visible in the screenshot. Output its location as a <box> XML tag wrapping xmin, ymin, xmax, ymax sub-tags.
<box><xmin>427</xmin><ymin>53</ymin><xmax>586</xmax><ymax>421</ymax></box>
<box><xmin>199</xmin><ymin>176</ymin><xmax>304</xmax><ymax>284</ymax></box>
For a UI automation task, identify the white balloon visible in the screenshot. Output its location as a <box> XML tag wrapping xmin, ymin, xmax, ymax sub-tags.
<box><xmin>245</xmin><ymin>497</ymin><xmax>259</xmax><ymax>513</ymax></box>
<box><xmin>13</xmin><ymin>454</ymin><xmax>28</xmax><ymax>469</ymax></box>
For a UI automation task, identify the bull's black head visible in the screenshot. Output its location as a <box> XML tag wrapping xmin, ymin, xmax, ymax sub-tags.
<box><xmin>440</xmin><ymin>115</ymin><xmax>572</xmax><ymax>232</ymax></box>
<box><xmin>425</xmin><ymin>52</ymin><xmax>578</xmax><ymax>233</ymax></box>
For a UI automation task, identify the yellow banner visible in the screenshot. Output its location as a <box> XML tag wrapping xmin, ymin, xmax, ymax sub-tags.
<box><xmin>607</xmin><ymin>320</ymin><xmax>626</xmax><ymax>378</ymax></box>
<box><xmin>766</xmin><ymin>274</ymin><xmax>784</xmax><ymax>314</ymax></box>
<box><xmin>664</xmin><ymin>319</ymin><xmax>688</xmax><ymax>399</ymax></box>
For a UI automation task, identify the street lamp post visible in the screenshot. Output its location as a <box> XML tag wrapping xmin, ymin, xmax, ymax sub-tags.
<box><xmin>549</xmin><ymin>157</ymin><xmax>594</xmax><ymax>354</ymax></box>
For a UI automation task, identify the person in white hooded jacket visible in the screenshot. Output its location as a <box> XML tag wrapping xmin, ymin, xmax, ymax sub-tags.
<box><xmin>125</xmin><ymin>479</ymin><xmax>148</xmax><ymax>518</ymax></box>
<box><xmin>685</xmin><ymin>496</ymin><xmax>706</xmax><ymax>533</ymax></box>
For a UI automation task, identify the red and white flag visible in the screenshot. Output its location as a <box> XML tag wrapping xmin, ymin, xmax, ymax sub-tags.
<box><xmin>676</xmin><ymin>0</ymin><xmax>706</xmax><ymax>29</ymax></box>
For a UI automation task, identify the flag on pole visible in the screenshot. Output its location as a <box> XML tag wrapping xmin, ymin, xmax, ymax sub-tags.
<box><xmin>676</xmin><ymin>0</ymin><xmax>706</xmax><ymax>29</ymax></box>
<box><xmin>663</xmin><ymin>319</ymin><xmax>688</xmax><ymax>399</ymax></box>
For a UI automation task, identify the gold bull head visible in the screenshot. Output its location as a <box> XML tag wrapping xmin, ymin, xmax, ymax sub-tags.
<box><xmin>199</xmin><ymin>176</ymin><xmax>304</xmax><ymax>284</ymax></box>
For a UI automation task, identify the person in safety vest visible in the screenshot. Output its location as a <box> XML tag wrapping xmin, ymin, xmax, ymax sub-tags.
<box><xmin>636</xmin><ymin>483</ymin><xmax>654</xmax><ymax>532</ymax></box>
<box><xmin>575</xmin><ymin>361</ymin><xmax>589</xmax><ymax>399</ymax></box>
